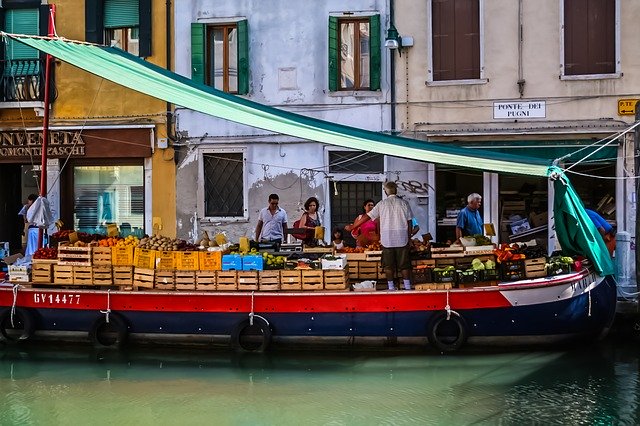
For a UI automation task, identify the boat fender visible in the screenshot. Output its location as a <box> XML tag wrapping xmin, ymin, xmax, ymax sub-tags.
<box><xmin>231</xmin><ymin>316</ymin><xmax>272</xmax><ymax>352</ymax></box>
<box><xmin>89</xmin><ymin>312</ymin><xmax>129</xmax><ymax>349</ymax></box>
<box><xmin>0</xmin><ymin>307</ymin><xmax>36</xmax><ymax>343</ymax></box>
<box><xmin>427</xmin><ymin>311</ymin><xmax>468</xmax><ymax>353</ymax></box>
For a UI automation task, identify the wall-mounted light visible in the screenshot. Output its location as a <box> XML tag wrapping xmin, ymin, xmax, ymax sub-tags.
<box><xmin>385</xmin><ymin>24</ymin><xmax>413</xmax><ymax>56</ymax></box>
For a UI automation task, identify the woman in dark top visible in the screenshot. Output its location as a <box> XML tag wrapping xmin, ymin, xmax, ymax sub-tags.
<box><xmin>298</xmin><ymin>197</ymin><xmax>321</xmax><ymax>246</ymax></box>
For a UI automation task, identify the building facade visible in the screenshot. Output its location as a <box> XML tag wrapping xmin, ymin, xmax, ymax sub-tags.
<box><xmin>0</xmin><ymin>0</ymin><xmax>176</xmax><ymax>253</ymax></box>
<box><xmin>173</xmin><ymin>0</ymin><xmax>432</xmax><ymax>244</ymax></box>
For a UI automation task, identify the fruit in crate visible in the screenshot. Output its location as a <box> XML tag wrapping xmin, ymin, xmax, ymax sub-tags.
<box><xmin>115</xmin><ymin>235</ymin><xmax>140</xmax><ymax>247</ymax></box>
<box><xmin>33</xmin><ymin>247</ymin><xmax>58</xmax><ymax>259</ymax></box>
<box><xmin>98</xmin><ymin>237</ymin><xmax>122</xmax><ymax>247</ymax></box>
<box><xmin>261</xmin><ymin>252</ymin><xmax>287</xmax><ymax>269</ymax></box>
<box><xmin>137</xmin><ymin>235</ymin><xmax>196</xmax><ymax>251</ymax></box>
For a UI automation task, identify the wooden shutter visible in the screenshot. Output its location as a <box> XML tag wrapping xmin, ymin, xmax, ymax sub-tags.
<box><xmin>85</xmin><ymin>0</ymin><xmax>104</xmax><ymax>44</ymax></box>
<box><xmin>328</xmin><ymin>16</ymin><xmax>338</xmax><ymax>91</ymax></box>
<box><xmin>564</xmin><ymin>0</ymin><xmax>615</xmax><ymax>75</ymax></box>
<box><xmin>191</xmin><ymin>23</ymin><xmax>205</xmax><ymax>84</ymax></box>
<box><xmin>104</xmin><ymin>0</ymin><xmax>139</xmax><ymax>28</ymax></box>
<box><xmin>237</xmin><ymin>19</ymin><xmax>249</xmax><ymax>95</ymax></box>
<box><xmin>432</xmin><ymin>0</ymin><xmax>479</xmax><ymax>81</ymax></box>
<box><xmin>138</xmin><ymin>0</ymin><xmax>151</xmax><ymax>57</ymax></box>
<box><xmin>369</xmin><ymin>14</ymin><xmax>381</xmax><ymax>91</ymax></box>
<box><xmin>39</xmin><ymin>4</ymin><xmax>50</xmax><ymax>36</ymax></box>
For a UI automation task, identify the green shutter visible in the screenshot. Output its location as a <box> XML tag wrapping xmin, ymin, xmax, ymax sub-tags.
<box><xmin>237</xmin><ymin>19</ymin><xmax>249</xmax><ymax>95</ymax></box>
<box><xmin>104</xmin><ymin>0</ymin><xmax>139</xmax><ymax>28</ymax></box>
<box><xmin>5</xmin><ymin>9</ymin><xmax>39</xmax><ymax>61</ymax></box>
<box><xmin>328</xmin><ymin>16</ymin><xmax>338</xmax><ymax>92</ymax></box>
<box><xmin>191</xmin><ymin>23</ymin><xmax>205</xmax><ymax>84</ymax></box>
<box><xmin>369</xmin><ymin>14</ymin><xmax>381</xmax><ymax>91</ymax></box>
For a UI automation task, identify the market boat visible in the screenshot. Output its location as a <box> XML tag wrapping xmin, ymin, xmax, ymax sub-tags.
<box><xmin>0</xmin><ymin>34</ymin><xmax>618</xmax><ymax>352</ymax></box>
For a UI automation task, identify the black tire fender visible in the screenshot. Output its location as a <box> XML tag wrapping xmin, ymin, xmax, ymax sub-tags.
<box><xmin>427</xmin><ymin>311</ymin><xmax>468</xmax><ymax>353</ymax></box>
<box><xmin>0</xmin><ymin>307</ymin><xmax>35</xmax><ymax>343</ymax></box>
<box><xmin>89</xmin><ymin>312</ymin><xmax>129</xmax><ymax>348</ymax></box>
<box><xmin>231</xmin><ymin>316</ymin><xmax>272</xmax><ymax>352</ymax></box>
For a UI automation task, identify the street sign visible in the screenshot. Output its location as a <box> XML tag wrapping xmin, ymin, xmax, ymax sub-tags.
<box><xmin>618</xmin><ymin>99</ymin><xmax>639</xmax><ymax>116</ymax></box>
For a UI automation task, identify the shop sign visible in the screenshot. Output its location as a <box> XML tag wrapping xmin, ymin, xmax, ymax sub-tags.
<box><xmin>0</xmin><ymin>130</ymin><xmax>85</xmax><ymax>158</ymax></box>
<box><xmin>493</xmin><ymin>101</ymin><xmax>546</xmax><ymax>119</ymax></box>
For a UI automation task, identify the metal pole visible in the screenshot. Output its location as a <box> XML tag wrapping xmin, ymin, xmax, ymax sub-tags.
<box><xmin>37</xmin><ymin>4</ymin><xmax>55</xmax><ymax>248</ymax></box>
<box><xmin>635</xmin><ymin>105</ymin><xmax>640</xmax><ymax>293</ymax></box>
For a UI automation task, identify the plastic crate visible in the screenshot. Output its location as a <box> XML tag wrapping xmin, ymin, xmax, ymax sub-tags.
<box><xmin>455</xmin><ymin>270</ymin><xmax>479</xmax><ymax>284</ymax></box>
<box><xmin>547</xmin><ymin>263</ymin><xmax>572</xmax><ymax>276</ymax></box>
<box><xmin>433</xmin><ymin>268</ymin><xmax>455</xmax><ymax>283</ymax></box>
<box><xmin>411</xmin><ymin>267</ymin><xmax>433</xmax><ymax>284</ymax></box>
<box><xmin>242</xmin><ymin>254</ymin><xmax>264</xmax><ymax>271</ymax></box>
<box><xmin>222</xmin><ymin>254</ymin><xmax>243</xmax><ymax>271</ymax></box>
<box><xmin>480</xmin><ymin>268</ymin><xmax>499</xmax><ymax>282</ymax></box>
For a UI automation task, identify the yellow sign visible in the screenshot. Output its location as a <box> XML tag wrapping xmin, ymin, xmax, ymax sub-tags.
<box><xmin>618</xmin><ymin>99</ymin><xmax>639</xmax><ymax>116</ymax></box>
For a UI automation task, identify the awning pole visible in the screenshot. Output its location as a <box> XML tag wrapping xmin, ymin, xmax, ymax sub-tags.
<box><xmin>38</xmin><ymin>4</ymin><xmax>55</xmax><ymax>249</ymax></box>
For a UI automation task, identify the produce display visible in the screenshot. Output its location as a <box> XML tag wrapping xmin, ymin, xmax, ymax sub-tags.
<box><xmin>32</xmin><ymin>247</ymin><xmax>58</xmax><ymax>259</ymax></box>
<box><xmin>137</xmin><ymin>235</ymin><xmax>198</xmax><ymax>251</ymax></box>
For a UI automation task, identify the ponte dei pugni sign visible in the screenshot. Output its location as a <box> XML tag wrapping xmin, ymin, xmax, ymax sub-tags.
<box><xmin>0</xmin><ymin>130</ymin><xmax>85</xmax><ymax>158</ymax></box>
<box><xmin>493</xmin><ymin>101</ymin><xmax>546</xmax><ymax>119</ymax></box>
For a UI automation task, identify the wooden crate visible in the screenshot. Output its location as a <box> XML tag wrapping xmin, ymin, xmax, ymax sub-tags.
<box><xmin>113</xmin><ymin>266</ymin><xmax>133</xmax><ymax>287</ymax></box>
<box><xmin>92</xmin><ymin>266</ymin><xmax>113</xmax><ymax>286</ymax></box>
<box><xmin>237</xmin><ymin>271</ymin><xmax>259</xmax><ymax>291</ymax></box>
<box><xmin>216</xmin><ymin>271</ymin><xmax>238</xmax><ymax>291</ymax></box>
<box><xmin>175</xmin><ymin>271</ymin><xmax>196</xmax><ymax>290</ymax></box>
<box><xmin>414</xmin><ymin>283</ymin><xmax>453</xmax><ymax>291</ymax></box>
<box><xmin>302</xmin><ymin>270</ymin><xmax>324</xmax><ymax>291</ymax></box>
<box><xmin>31</xmin><ymin>260</ymin><xmax>56</xmax><ymax>283</ymax></box>
<box><xmin>347</xmin><ymin>261</ymin><xmax>359</xmax><ymax>280</ymax></box>
<box><xmin>364</xmin><ymin>250</ymin><xmax>382</xmax><ymax>261</ymax></box>
<box><xmin>525</xmin><ymin>257</ymin><xmax>547</xmax><ymax>278</ymax></box>
<box><xmin>155</xmin><ymin>251</ymin><xmax>176</xmax><ymax>270</ymax></box>
<box><xmin>345</xmin><ymin>252</ymin><xmax>367</xmax><ymax>261</ymax></box>
<box><xmin>324</xmin><ymin>269</ymin><xmax>349</xmax><ymax>290</ymax></box>
<box><xmin>133</xmin><ymin>267</ymin><xmax>155</xmax><ymax>290</ymax></box>
<box><xmin>155</xmin><ymin>270</ymin><xmax>175</xmax><ymax>290</ymax></box>
<box><xmin>72</xmin><ymin>265</ymin><xmax>93</xmax><ymax>285</ymax></box>
<box><xmin>259</xmin><ymin>270</ymin><xmax>280</xmax><ymax>291</ymax></box>
<box><xmin>358</xmin><ymin>261</ymin><xmax>379</xmax><ymax>280</ymax></box>
<box><xmin>280</xmin><ymin>270</ymin><xmax>302</xmax><ymax>291</ymax></box>
<box><xmin>53</xmin><ymin>264</ymin><xmax>74</xmax><ymax>285</ymax></box>
<box><xmin>134</xmin><ymin>248</ymin><xmax>156</xmax><ymax>269</ymax></box>
<box><xmin>195</xmin><ymin>271</ymin><xmax>216</xmax><ymax>291</ymax></box>
<box><xmin>458</xmin><ymin>281</ymin><xmax>499</xmax><ymax>289</ymax></box>
<box><xmin>111</xmin><ymin>246</ymin><xmax>134</xmax><ymax>266</ymax></box>
<box><xmin>57</xmin><ymin>243</ymin><xmax>92</xmax><ymax>266</ymax></box>
<box><xmin>92</xmin><ymin>247</ymin><xmax>112</xmax><ymax>266</ymax></box>
<box><xmin>435</xmin><ymin>257</ymin><xmax>457</xmax><ymax>267</ymax></box>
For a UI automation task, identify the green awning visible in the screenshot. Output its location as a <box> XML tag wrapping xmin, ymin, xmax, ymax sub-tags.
<box><xmin>3</xmin><ymin>33</ymin><xmax>551</xmax><ymax>177</ymax></box>
<box><xmin>465</xmin><ymin>140</ymin><xmax>617</xmax><ymax>163</ymax></box>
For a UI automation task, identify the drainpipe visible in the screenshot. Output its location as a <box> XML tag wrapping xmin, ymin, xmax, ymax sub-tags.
<box><xmin>166</xmin><ymin>0</ymin><xmax>177</xmax><ymax>144</ymax></box>
<box><xmin>635</xmin><ymin>108</ymin><xmax>640</xmax><ymax>295</ymax></box>
<box><xmin>517</xmin><ymin>0</ymin><xmax>525</xmax><ymax>97</ymax></box>
<box><xmin>389</xmin><ymin>0</ymin><xmax>396</xmax><ymax>134</ymax></box>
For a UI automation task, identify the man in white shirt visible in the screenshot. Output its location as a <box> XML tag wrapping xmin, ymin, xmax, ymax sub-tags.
<box><xmin>346</xmin><ymin>182</ymin><xmax>413</xmax><ymax>290</ymax></box>
<box><xmin>255</xmin><ymin>194</ymin><xmax>288</xmax><ymax>248</ymax></box>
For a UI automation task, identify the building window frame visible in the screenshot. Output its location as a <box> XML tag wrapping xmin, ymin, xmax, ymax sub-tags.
<box><xmin>560</xmin><ymin>0</ymin><xmax>620</xmax><ymax>80</ymax></box>
<box><xmin>426</xmin><ymin>0</ymin><xmax>487</xmax><ymax>86</ymax></box>
<box><xmin>197</xmin><ymin>146</ymin><xmax>248</xmax><ymax>221</ymax></box>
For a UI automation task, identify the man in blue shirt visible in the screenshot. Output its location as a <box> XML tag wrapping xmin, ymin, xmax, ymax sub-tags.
<box><xmin>585</xmin><ymin>208</ymin><xmax>615</xmax><ymax>256</ymax></box>
<box><xmin>456</xmin><ymin>193</ymin><xmax>483</xmax><ymax>240</ymax></box>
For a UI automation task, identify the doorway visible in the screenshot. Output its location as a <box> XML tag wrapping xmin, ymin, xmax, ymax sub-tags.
<box><xmin>330</xmin><ymin>181</ymin><xmax>382</xmax><ymax>247</ymax></box>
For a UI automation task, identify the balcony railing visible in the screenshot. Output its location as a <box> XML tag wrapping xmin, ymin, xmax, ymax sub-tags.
<box><xmin>0</xmin><ymin>58</ymin><xmax>56</xmax><ymax>103</ymax></box>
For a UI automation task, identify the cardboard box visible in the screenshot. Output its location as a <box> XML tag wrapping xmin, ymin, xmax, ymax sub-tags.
<box><xmin>321</xmin><ymin>254</ymin><xmax>348</xmax><ymax>270</ymax></box>
<box><xmin>529</xmin><ymin>211</ymin><xmax>548</xmax><ymax>228</ymax></box>
<box><xmin>510</xmin><ymin>218</ymin><xmax>531</xmax><ymax>235</ymax></box>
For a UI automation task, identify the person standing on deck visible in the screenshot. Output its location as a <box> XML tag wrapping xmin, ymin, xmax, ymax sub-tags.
<box><xmin>456</xmin><ymin>193</ymin><xmax>483</xmax><ymax>241</ymax></box>
<box><xmin>346</xmin><ymin>182</ymin><xmax>413</xmax><ymax>291</ymax></box>
<box><xmin>255</xmin><ymin>194</ymin><xmax>288</xmax><ymax>249</ymax></box>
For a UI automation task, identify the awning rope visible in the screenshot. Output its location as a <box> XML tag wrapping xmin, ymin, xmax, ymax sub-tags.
<box><xmin>11</xmin><ymin>284</ymin><xmax>21</xmax><ymax>328</ymax></box>
<box><xmin>99</xmin><ymin>289</ymin><xmax>111</xmax><ymax>323</ymax></box>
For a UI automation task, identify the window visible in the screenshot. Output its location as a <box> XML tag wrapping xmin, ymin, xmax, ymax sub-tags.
<box><xmin>73</xmin><ymin>165</ymin><xmax>145</xmax><ymax>237</ymax></box>
<box><xmin>429</xmin><ymin>0</ymin><xmax>481</xmax><ymax>82</ymax></box>
<box><xmin>202</xmin><ymin>152</ymin><xmax>245</xmax><ymax>217</ymax></box>
<box><xmin>191</xmin><ymin>20</ymin><xmax>249</xmax><ymax>94</ymax></box>
<box><xmin>85</xmin><ymin>0</ymin><xmax>151</xmax><ymax>57</ymax></box>
<box><xmin>328</xmin><ymin>15</ymin><xmax>380</xmax><ymax>91</ymax></box>
<box><xmin>563</xmin><ymin>0</ymin><xmax>617</xmax><ymax>77</ymax></box>
<box><xmin>328</xmin><ymin>151</ymin><xmax>384</xmax><ymax>173</ymax></box>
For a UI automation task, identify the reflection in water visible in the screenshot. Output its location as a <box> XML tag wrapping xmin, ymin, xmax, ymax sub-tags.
<box><xmin>0</xmin><ymin>341</ymin><xmax>638</xmax><ymax>425</ymax></box>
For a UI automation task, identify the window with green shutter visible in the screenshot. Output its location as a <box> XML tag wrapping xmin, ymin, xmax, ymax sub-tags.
<box><xmin>191</xmin><ymin>20</ymin><xmax>249</xmax><ymax>95</ymax></box>
<box><xmin>328</xmin><ymin>14</ymin><xmax>380</xmax><ymax>91</ymax></box>
<box><xmin>103</xmin><ymin>0</ymin><xmax>140</xmax><ymax>55</ymax></box>
<box><xmin>4</xmin><ymin>9</ymin><xmax>40</xmax><ymax>76</ymax></box>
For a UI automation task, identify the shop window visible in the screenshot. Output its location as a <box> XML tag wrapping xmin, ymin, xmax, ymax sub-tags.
<box><xmin>328</xmin><ymin>15</ymin><xmax>380</xmax><ymax>91</ymax></box>
<box><xmin>429</xmin><ymin>0</ymin><xmax>481</xmax><ymax>82</ymax></box>
<box><xmin>563</xmin><ymin>0</ymin><xmax>617</xmax><ymax>77</ymax></box>
<box><xmin>203</xmin><ymin>152</ymin><xmax>245</xmax><ymax>218</ymax></box>
<box><xmin>191</xmin><ymin>20</ymin><xmax>249</xmax><ymax>94</ymax></box>
<box><xmin>73</xmin><ymin>165</ymin><xmax>144</xmax><ymax>236</ymax></box>
<box><xmin>85</xmin><ymin>0</ymin><xmax>151</xmax><ymax>57</ymax></box>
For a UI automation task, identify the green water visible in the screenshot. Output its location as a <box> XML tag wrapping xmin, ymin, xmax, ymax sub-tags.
<box><xmin>1</xmin><ymin>341</ymin><xmax>638</xmax><ymax>425</ymax></box>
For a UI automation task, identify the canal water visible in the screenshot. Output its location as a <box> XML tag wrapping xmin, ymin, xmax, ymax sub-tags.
<box><xmin>1</xmin><ymin>339</ymin><xmax>639</xmax><ymax>425</ymax></box>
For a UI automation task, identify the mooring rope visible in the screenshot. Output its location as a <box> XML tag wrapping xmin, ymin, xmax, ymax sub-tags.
<box><xmin>249</xmin><ymin>291</ymin><xmax>269</xmax><ymax>327</ymax></box>
<box><xmin>588</xmin><ymin>289</ymin><xmax>592</xmax><ymax>317</ymax></box>
<box><xmin>10</xmin><ymin>284</ymin><xmax>21</xmax><ymax>328</ymax></box>
<box><xmin>99</xmin><ymin>289</ymin><xmax>111</xmax><ymax>323</ymax></box>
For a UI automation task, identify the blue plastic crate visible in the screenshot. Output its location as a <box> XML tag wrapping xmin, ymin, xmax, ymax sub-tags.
<box><xmin>242</xmin><ymin>254</ymin><xmax>264</xmax><ymax>271</ymax></box>
<box><xmin>222</xmin><ymin>254</ymin><xmax>243</xmax><ymax>271</ymax></box>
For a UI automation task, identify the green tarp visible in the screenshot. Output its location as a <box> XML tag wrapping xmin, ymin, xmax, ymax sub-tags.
<box><xmin>3</xmin><ymin>34</ymin><xmax>613</xmax><ymax>275</ymax></box>
<box><xmin>3</xmin><ymin>33</ymin><xmax>551</xmax><ymax>177</ymax></box>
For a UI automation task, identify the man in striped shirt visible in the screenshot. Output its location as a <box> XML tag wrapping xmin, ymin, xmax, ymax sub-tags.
<box><xmin>346</xmin><ymin>182</ymin><xmax>413</xmax><ymax>290</ymax></box>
